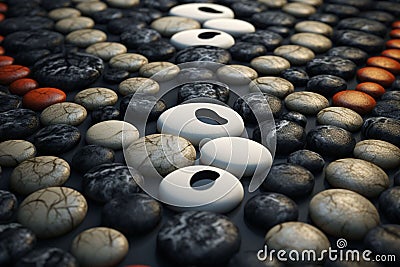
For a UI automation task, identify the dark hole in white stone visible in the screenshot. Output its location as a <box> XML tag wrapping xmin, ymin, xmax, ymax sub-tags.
<box><xmin>195</xmin><ymin>108</ymin><xmax>228</xmax><ymax>125</ymax></box>
<box><xmin>198</xmin><ymin>6</ymin><xmax>223</xmax><ymax>13</ymax></box>
<box><xmin>198</xmin><ymin>31</ymin><xmax>221</xmax><ymax>39</ymax></box>
<box><xmin>190</xmin><ymin>170</ymin><xmax>220</xmax><ymax>190</ymax></box>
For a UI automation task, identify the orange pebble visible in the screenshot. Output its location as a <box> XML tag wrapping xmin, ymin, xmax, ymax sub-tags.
<box><xmin>367</xmin><ymin>56</ymin><xmax>400</xmax><ymax>75</ymax></box>
<box><xmin>356</xmin><ymin>67</ymin><xmax>395</xmax><ymax>88</ymax></box>
<box><xmin>381</xmin><ymin>49</ymin><xmax>400</xmax><ymax>62</ymax></box>
<box><xmin>0</xmin><ymin>65</ymin><xmax>30</xmax><ymax>84</ymax></box>
<box><xmin>0</xmin><ymin>13</ymin><xmax>4</xmax><ymax>22</ymax></box>
<box><xmin>390</xmin><ymin>29</ymin><xmax>400</xmax><ymax>39</ymax></box>
<box><xmin>23</xmin><ymin>88</ymin><xmax>66</xmax><ymax>111</ymax></box>
<box><xmin>333</xmin><ymin>90</ymin><xmax>376</xmax><ymax>115</ymax></box>
<box><xmin>393</xmin><ymin>21</ymin><xmax>400</xmax><ymax>29</ymax></box>
<box><xmin>355</xmin><ymin>82</ymin><xmax>385</xmax><ymax>98</ymax></box>
<box><xmin>9</xmin><ymin>78</ymin><xmax>39</xmax><ymax>95</ymax></box>
<box><xmin>0</xmin><ymin>55</ymin><xmax>14</xmax><ymax>67</ymax></box>
<box><xmin>0</xmin><ymin>3</ymin><xmax>7</xmax><ymax>13</ymax></box>
<box><xmin>0</xmin><ymin>46</ymin><xmax>4</xmax><ymax>55</ymax></box>
<box><xmin>386</xmin><ymin>39</ymin><xmax>400</xmax><ymax>49</ymax></box>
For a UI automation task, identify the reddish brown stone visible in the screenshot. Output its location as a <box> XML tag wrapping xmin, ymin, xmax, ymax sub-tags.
<box><xmin>0</xmin><ymin>13</ymin><xmax>4</xmax><ymax>22</ymax></box>
<box><xmin>356</xmin><ymin>67</ymin><xmax>395</xmax><ymax>87</ymax></box>
<box><xmin>0</xmin><ymin>3</ymin><xmax>7</xmax><ymax>13</ymax></box>
<box><xmin>0</xmin><ymin>65</ymin><xmax>30</xmax><ymax>84</ymax></box>
<box><xmin>333</xmin><ymin>90</ymin><xmax>376</xmax><ymax>115</ymax></box>
<box><xmin>9</xmin><ymin>78</ymin><xmax>39</xmax><ymax>95</ymax></box>
<box><xmin>381</xmin><ymin>49</ymin><xmax>400</xmax><ymax>62</ymax></box>
<box><xmin>386</xmin><ymin>39</ymin><xmax>400</xmax><ymax>49</ymax></box>
<box><xmin>367</xmin><ymin>56</ymin><xmax>400</xmax><ymax>75</ymax></box>
<box><xmin>0</xmin><ymin>36</ymin><xmax>3</xmax><ymax>44</ymax></box>
<box><xmin>0</xmin><ymin>46</ymin><xmax>4</xmax><ymax>55</ymax></box>
<box><xmin>393</xmin><ymin>21</ymin><xmax>400</xmax><ymax>29</ymax></box>
<box><xmin>23</xmin><ymin>88</ymin><xmax>66</xmax><ymax>111</ymax></box>
<box><xmin>355</xmin><ymin>82</ymin><xmax>386</xmax><ymax>98</ymax></box>
<box><xmin>390</xmin><ymin>29</ymin><xmax>400</xmax><ymax>39</ymax></box>
<box><xmin>0</xmin><ymin>56</ymin><xmax>13</xmax><ymax>67</ymax></box>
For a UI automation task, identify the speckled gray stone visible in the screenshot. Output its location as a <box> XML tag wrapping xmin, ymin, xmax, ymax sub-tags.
<box><xmin>273</xmin><ymin>45</ymin><xmax>315</xmax><ymax>65</ymax></box>
<box><xmin>18</xmin><ymin>187</ymin><xmax>87</xmax><ymax>238</ymax></box>
<box><xmin>66</xmin><ymin>29</ymin><xmax>107</xmax><ymax>48</ymax></box>
<box><xmin>0</xmin><ymin>140</ymin><xmax>36</xmax><ymax>167</ymax></box>
<box><xmin>317</xmin><ymin>107</ymin><xmax>363</xmax><ymax>132</ymax></box>
<box><xmin>118</xmin><ymin>77</ymin><xmax>159</xmax><ymax>95</ymax></box>
<box><xmin>251</xmin><ymin>56</ymin><xmax>291</xmax><ymax>75</ymax></box>
<box><xmin>309</xmin><ymin>189</ymin><xmax>380</xmax><ymax>240</ymax></box>
<box><xmin>353</xmin><ymin>140</ymin><xmax>400</xmax><ymax>169</ymax></box>
<box><xmin>284</xmin><ymin>92</ymin><xmax>329</xmax><ymax>115</ymax></box>
<box><xmin>74</xmin><ymin>87</ymin><xmax>118</xmax><ymax>111</ymax></box>
<box><xmin>249</xmin><ymin>77</ymin><xmax>294</xmax><ymax>98</ymax></box>
<box><xmin>10</xmin><ymin>156</ymin><xmax>70</xmax><ymax>195</ymax></box>
<box><xmin>40</xmin><ymin>102</ymin><xmax>87</xmax><ymax>126</ymax></box>
<box><xmin>290</xmin><ymin>33</ymin><xmax>332</xmax><ymax>53</ymax></box>
<box><xmin>85</xmin><ymin>42</ymin><xmax>127</xmax><ymax>61</ymax></box>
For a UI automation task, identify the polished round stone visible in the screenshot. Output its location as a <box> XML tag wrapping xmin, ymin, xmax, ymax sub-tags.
<box><xmin>386</xmin><ymin>39</ymin><xmax>400</xmax><ymax>49</ymax></box>
<box><xmin>40</xmin><ymin>102</ymin><xmax>87</xmax><ymax>126</ymax></box>
<box><xmin>354</xmin><ymin>139</ymin><xmax>400</xmax><ymax>169</ymax></box>
<box><xmin>85</xmin><ymin>42</ymin><xmax>127</xmax><ymax>61</ymax></box>
<box><xmin>337</xmin><ymin>18</ymin><xmax>387</xmax><ymax>37</ymax></box>
<box><xmin>266</xmin><ymin>26</ymin><xmax>290</xmax><ymax>37</ymax></box>
<box><xmin>249</xmin><ymin>77</ymin><xmax>294</xmax><ymax>99</ymax></box>
<box><xmin>3</xmin><ymin>30</ymin><xmax>64</xmax><ymax>53</ymax></box>
<box><xmin>216</xmin><ymin>65</ymin><xmax>258</xmax><ymax>85</ymax></box>
<box><xmin>66</xmin><ymin>29</ymin><xmax>107</xmax><ymax>48</ymax></box>
<box><xmin>0</xmin><ymin>56</ymin><xmax>13</xmax><ymax>67</ymax></box>
<box><xmin>169</xmin><ymin>3</ymin><xmax>234</xmax><ymax>23</ymax></box>
<box><xmin>203</xmin><ymin>18</ymin><xmax>255</xmax><ymax>37</ymax></box>
<box><xmin>262</xmin><ymin>163</ymin><xmax>314</xmax><ymax>198</ymax></box>
<box><xmin>258</xmin><ymin>0</ymin><xmax>287</xmax><ymax>8</ymax></box>
<box><xmin>107</xmin><ymin>18</ymin><xmax>146</xmax><ymax>35</ymax></box>
<box><xmin>364</xmin><ymin>224</ymin><xmax>400</xmax><ymax>263</ymax></box>
<box><xmin>133</xmin><ymin>40</ymin><xmax>176</xmax><ymax>62</ymax></box>
<box><xmin>326</xmin><ymin>158</ymin><xmax>389</xmax><ymax>198</ymax></box>
<box><xmin>118</xmin><ymin>77</ymin><xmax>159</xmax><ymax>96</ymax></box>
<box><xmin>280</xmin><ymin>68</ymin><xmax>309</xmax><ymax>87</ymax></box>
<box><xmin>0</xmin><ymin>140</ymin><xmax>36</xmax><ymax>167</ymax></box>
<box><xmin>0</xmin><ymin>65</ymin><xmax>30</xmax><ymax>85</ymax></box>
<box><xmin>240</xmin><ymin>30</ymin><xmax>283</xmax><ymax>51</ymax></box>
<box><xmin>71</xmin><ymin>227</ymin><xmax>128</xmax><ymax>267</ymax></box>
<box><xmin>381</xmin><ymin>49</ymin><xmax>400</xmax><ymax>62</ymax></box>
<box><xmin>229</xmin><ymin>42</ymin><xmax>266</xmax><ymax>62</ymax></box>
<box><xmin>55</xmin><ymin>16</ymin><xmax>94</xmax><ymax>34</ymax></box>
<box><xmin>307</xmin><ymin>125</ymin><xmax>356</xmax><ymax>158</ymax></box>
<box><xmin>282</xmin><ymin>2</ymin><xmax>316</xmax><ymax>17</ymax></box>
<box><xmin>273</xmin><ymin>45</ymin><xmax>315</xmax><ymax>66</ymax></box>
<box><xmin>309</xmin><ymin>13</ymin><xmax>339</xmax><ymax>26</ymax></box>
<box><xmin>71</xmin><ymin>145</ymin><xmax>115</xmax><ymax>174</ymax></box>
<box><xmin>379</xmin><ymin>188</ymin><xmax>400</xmax><ymax>223</ymax></box>
<box><xmin>280</xmin><ymin>111</ymin><xmax>307</xmax><ymax>127</ymax></box>
<box><xmin>290</xmin><ymin>33</ymin><xmax>332</xmax><ymax>53</ymax></box>
<box><xmin>309</xmin><ymin>189</ymin><xmax>379</xmax><ymax>240</ymax></box>
<box><xmin>306</xmin><ymin>74</ymin><xmax>347</xmax><ymax>96</ymax></box>
<box><xmin>372</xmin><ymin>100</ymin><xmax>400</xmax><ymax>120</ymax></box>
<box><xmin>171</xmin><ymin>29</ymin><xmax>235</xmax><ymax>49</ymax></box>
<box><xmin>251</xmin><ymin>56</ymin><xmax>290</xmax><ymax>75</ymax></box>
<box><xmin>362</xmin><ymin>117</ymin><xmax>400</xmax><ymax>147</ymax></box>
<box><xmin>233</xmin><ymin>92</ymin><xmax>282</xmax><ymax>121</ymax></box>
<box><xmin>327</xmin><ymin>46</ymin><xmax>368</xmax><ymax>65</ymax></box>
<box><xmin>334</xmin><ymin>30</ymin><xmax>384</xmax><ymax>53</ymax></box>
<box><xmin>102</xmin><ymin>193</ymin><xmax>162</xmax><ymax>235</ymax></box>
<box><xmin>0</xmin><ymin>109</ymin><xmax>40</xmax><ymax>142</ymax></box>
<box><xmin>323</xmin><ymin>3</ymin><xmax>359</xmax><ymax>18</ymax></box>
<box><xmin>287</xmin><ymin>149</ymin><xmax>325</xmax><ymax>174</ymax></box>
<box><xmin>150</xmin><ymin>16</ymin><xmax>200</xmax><ymax>37</ymax></box>
<box><xmin>76</xmin><ymin>1</ymin><xmax>107</xmax><ymax>15</ymax></box>
<box><xmin>295</xmin><ymin>20</ymin><xmax>333</xmax><ymax>36</ymax></box>
<box><xmin>176</xmin><ymin>81</ymin><xmax>229</xmax><ymax>103</ymax></box>
<box><xmin>106</xmin><ymin>0</ymin><xmax>139</xmax><ymax>8</ymax></box>
<box><xmin>357</xmin><ymin>67</ymin><xmax>395</xmax><ymax>88</ymax></box>
<box><xmin>9</xmin><ymin>79</ymin><xmax>38</xmax><ymax>96</ymax></box>
<box><xmin>120</xmin><ymin>28</ymin><xmax>161</xmax><ymax>49</ymax></box>
<box><xmin>375</xmin><ymin>1</ymin><xmax>400</xmax><ymax>17</ymax></box>
<box><xmin>74</xmin><ymin>87</ymin><xmax>118</xmax><ymax>111</ymax></box>
<box><xmin>231</xmin><ymin>1</ymin><xmax>267</xmax><ymax>18</ymax></box>
<box><xmin>103</xmin><ymin>68</ymin><xmax>129</xmax><ymax>84</ymax></box>
<box><xmin>0</xmin><ymin>190</ymin><xmax>18</xmax><ymax>222</ymax></box>
<box><xmin>284</xmin><ymin>91</ymin><xmax>329</xmax><ymax>115</ymax></box>
<box><xmin>355</xmin><ymin>82</ymin><xmax>385</xmax><ymax>98</ymax></box>
<box><xmin>175</xmin><ymin>45</ymin><xmax>231</xmax><ymax>64</ymax></box>
<box><xmin>306</xmin><ymin>56</ymin><xmax>356</xmax><ymax>80</ymax></box>
<box><xmin>48</xmin><ymin>8</ymin><xmax>81</xmax><ymax>21</ymax></box>
<box><xmin>15</xmin><ymin>247</ymin><xmax>78</xmax><ymax>267</ymax></box>
<box><xmin>18</xmin><ymin>187</ymin><xmax>87</xmax><ymax>238</ymax></box>
<box><xmin>317</xmin><ymin>107</ymin><xmax>363</xmax><ymax>132</ymax></box>
<box><xmin>252</xmin><ymin>11</ymin><xmax>296</xmax><ymax>28</ymax></box>
<box><xmin>367</xmin><ymin>56</ymin><xmax>400</xmax><ymax>75</ymax></box>
<box><xmin>0</xmin><ymin>16</ymin><xmax>54</xmax><ymax>35</ymax></box>
<box><xmin>157</xmin><ymin>211</ymin><xmax>240</xmax><ymax>266</ymax></box>
<box><xmin>23</xmin><ymin>87</ymin><xmax>66</xmax><ymax>111</ymax></box>
<box><xmin>139</xmin><ymin>62</ymin><xmax>180</xmax><ymax>80</ymax></box>
<box><xmin>90</xmin><ymin>8</ymin><xmax>123</xmax><ymax>24</ymax></box>
<box><xmin>244</xmin><ymin>193</ymin><xmax>298</xmax><ymax>230</ymax></box>
<box><xmin>333</xmin><ymin>90</ymin><xmax>376</xmax><ymax>115</ymax></box>
<box><xmin>0</xmin><ymin>94</ymin><xmax>21</xmax><ymax>112</ymax></box>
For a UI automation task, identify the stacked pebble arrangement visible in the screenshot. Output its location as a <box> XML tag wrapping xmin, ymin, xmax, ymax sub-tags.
<box><xmin>0</xmin><ymin>0</ymin><xmax>400</xmax><ymax>267</ymax></box>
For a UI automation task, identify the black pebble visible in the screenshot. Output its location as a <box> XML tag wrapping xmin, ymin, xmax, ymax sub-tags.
<box><xmin>3</xmin><ymin>30</ymin><xmax>64</xmax><ymax>53</ymax></box>
<box><xmin>382</xmin><ymin>91</ymin><xmax>400</xmax><ymax>101</ymax></box>
<box><xmin>33</xmin><ymin>52</ymin><xmax>104</xmax><ymax>91</ymax></box>
<box><xmin>91</xmin><ymin>106</ymin><xmax>120</xmax><ymax>123</ymax></box>
<box><xmin>306</xmin><ymin>56</ymin><xmax>357</xmax><ymax>80</ymax></box>
<box><xmin>107</xmin><ymin>18</ymin><xmax>146</xmax><ymax>35</ymax></box>
<box><xmin>233</xmin><ymin>92</ymin><xmax>282</xmax><ymax>122</ymax></box>
<box><xmin>374</xmin><ymin>1</ymin><xmax>400</xmax><ymax>17</ymax></box>
<box><xmin>252</xmin><ymin>11</ymin><xmax>296</xmax><ymax>28</ymax></box>
<box><xmin>142</xmin><ymin>0</ymin><xmax>178</xmax><ymax>12</ymax></box>
<box><xmin>334</xmin><ymin>30</ymin><xmax>384</xmax><ymax>54</ymax></box>
<box><xmin>83</xmin><ymin>163</ymin><xmax>142</xmax><ymax>203</ymax></box>
<box><xmin>272</xmin><ymin>120</ymin><xmax>306</xmax><ymax>155</ymax></box>
<box><xmin>306</xmin><ymin>74</ymin><xmax>347</xmax><ymax>96</ymax></box>
<box><xmin>322</xmin><ymin>4</ymin><xmax>359</xmax><ymax>18</ymax></box>
<box><xmin>33</xmin><ymin>124</ymin><xmax>81</xmax><ymax>155</ymax></box>
<box><xmin>362</xmin><ymin>117</ymin><xmax>400</xmax><ymax>147</ymax></box>
<box><xmin>326</xmin><ymin>0</ymin><xmax>372</xmax><ymax>9</ymax></box>
<box><xmin>379</xmin><ymin>187</ymin><xmax>400</xmax><ymax>223</ymax></box>
<box><xmin>157</xmin><ymin>211</ymin><xmax>240</xmax><ymax>266</ymax></box>
<box><xmin>71</xmin><ymin>145</ymin><xmax>115</xmax><ymax>174</ymax></box>
<box><xmin>102</xmin><ymin>193</ymin><xmax>162</xmax><ymax>235</ymax></box>
<box><xmin>123</xmin><ymin>8</ymin><xmax>163</xmax><ymax>24</ymax></box>
<box><xmin>240</xmin><ymin>30</ymin><xmax>283</xmax><ymax>51</ymax></box>
<box><xmin>280</xmin><ymin>111</ymin><xmax>307</xmax><ymax>127</ymax></box>
<box><xmin>364</xmin><ymin>224</ymin><xmax>400</xmax><ymax>264</ymax></box>
<box><xmin>6</xmin><ymin>4</ymin><xmax>47</xmax><ymax>17</ymax></box>
<box><xmin>175</xmin><ymin>45</ymin><xmax>231</xmax><ymax>64</ymax></box>
<box><xmin>244</xmin><ymin>193</ymin><xmax>298</xmax><ymax>230</ymax></box>
<box><xmin>134</xmin><ymin>40</ymin><xmax>176</xmax><ymax>61</ymax></box>
<box><xmin>372</xmin><ymin>100</ymin><xmax>400</xmax><ymax>120</ymax></box>
<box><xmin>231</xmin><ymin>1</ymin><xmax>267</xmax><ymax>18</ymax></box>
<box><xmin>91</xmin><ymin>8</ymin><xmax>123</xmax><ymax>24</ymax></box>
<box><xmin>262</xmin><ymin>163</ymin><xmax>315</xmax><ymax>198</ymax></box>
<box><xmin>0</xmin><ymin>94</ymin><xmax>21</xmax><ymax>112</ymax></box>
<box><xmin>229</xmin><ymin>42</ymin><xmax>267</xmax><ymax>62</ymax></box>
<box><xmin>327</xmin><ymin>46</ymin><xmax>368</xmax><ymax>65</ymax></box>
<box><xmin>358</xmin><ymin>11</ymin><xmax>394</xmax><ymax>25</ymax></box>
<box><xmin>177</xmin><ymin>67</ymin><xmax>215</xmax><ymax>82</ymax></box>
<box><xmin>41</xmin><ymin>0</ymin><xmax>71</xmax><ymax>10</ymax></box>
<box><xmin>337</xmin><ymin>18</ymin><xmax>387</xmax><ymax>37</ymax></box>
<box><xmin>103</xmin><ymin>68</ymin><xmax>130</xmax><ymax>84</ymax></box>
<box><xmin>0</xmin><ymin>223</ymin><xmax>36</xmax><ymax>266</ymax></box>
<box><xmin>392</xmin><ymin>79</ymin><xmax>400</xmax><ymax>91</ymax></box>
<box><xmin>0</xmin><ymin>109</ymin><xmax>40</xmax><ymax>142</ymax></box>
<box><xmin>0</xmin><ymin>16</ymin><xmax>54</xmax><ymax>35</ymax></box>
<box><xmin>309</xmin><ymin>13</ymin><xmax>339</xmax><ymax>26</ymax></box>
<box><xmin>394</xmin><ymin>171</ymin><xmax>400</xmax><ymax>186</ymax></box>
<box><xmin>287</xmin><ymin>149</ymin><xmax>325</xmax><ymax>174</ymax></box>
<box><xmin>280</xmin><ymin>68</ymin><xmax>309</xmax><ymax>87</ymax></box>
<box><xmin>14</xmin><ymin>49</ymin><xmax>51</xmax><ymax>66</ymax></box>
<box><xmin>15</xmin><ymin>247</ymin><xmax>78</xmax><ymax>267</ymax></box>
<box><xmin>120</xmin><ymin>28</ymin><xmax>161</xmax><ymax>49</ymax></box>
<box><xmin>120</xmin><ymin>93</ymin><xmax>166</xmax><ymax>121</ymax></box>
<box><xmin>0</xmin><ymin>190</ymin><xmax>17</xmax><ymax>222</ymax></box>
<box><xmin>307</xmin><ymin>125</ymin><xmax>356</xmax><ymax>158</ymax></box>
<box><xmin>177</xmin><ymin>81</ymin><xmax>230</xmax><ymax>103</ymax></box>
<box><xmin>267</xmin><ymin>26</ymin><xmax>291</xmax><ymax>37</ymax></box>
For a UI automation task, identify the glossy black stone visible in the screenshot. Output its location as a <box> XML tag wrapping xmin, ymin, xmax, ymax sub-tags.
<box><xmin>120</xmin><ymin>94</ymin><xmax>166</xmax><ymax>121</ymax></box>
<box><xmin>306</xmin><ymin>56</ymin><xmax>357</xmax><ymax>80</ymax></box>
<box><xmin>280</xmin><ymin>68</ymin><xmax>309</xmax><ymax>87</ymax></box>
<box><xmin>33</xmin><ymin>124</ymin><xmax>81</xmax><ymax>155</ymax></box>
<box><xmin>379</xmin><ymin>187</ymin><xmax>400</xmax><ymax>223</ymax></box>
<box><xmin>306</xmin><ymin>75</ymin><xmax>347</xmax><ymax>96</ymax></box>
<box><xmin>228</xmin><ymin>251</ymin><xmax>283</xmax><ymax>267</ymax></box>
<box><xmin>91</xmin><ymin>106</ymin><xmax>121</xmax><ymax>123</ymax></box>
<box><xmin>233</xmin><ymin>92</ymin><xmax>282</xmax><ymax>122</ymax></box>
<box><xmin>372</xmin><ymin>100</ymin><xmax>400</xmax><ymax>120</ymax></box>
<box><xmin>103</xmin><ymin>68</ymin><xmax>130</xmax><ymax>84</ymax></box>
<box><xmin>307</xmin><ymin>125</ymin><xmax>356</xmax><ymax>158</ymax></box>
<box><xmin>337</xmin><ymin>18</ymin><xmax>387</xmax><ymax>37</ymax></box>
<box><xmin>120</xmin><ymin>28</ymin><xmax>161</xmax><ymax>49</ymax></box>
<box><xmin>287</xmin><ymin>149</ymin><xmax>325</xmax><ymax>174</ymax></box>
<box><xmin>240</xmin><ymin>30</ymin><xmax>283</xmax><ymax>50</ymax></box>
<box><xmin>364</xmin><ymin>225</ymin><xmax>400</xmax><ymax>263</ymax></box>
<box><xmin>244</xmin><ymin>193</ymin><xmax>298</xmax><ymax>230</ymax></box>
<box><xmin>391</xmin><ymin>79</ymin><xmax>400</xmax><ymax>91</ymax></box>
<box><xmin>14</xmin><ymin>49</ymin><xmax>51</xmax><ymax>66</ymax></box>
<box><xmin>176</xmin><ymin>81</ymin><xmax>230</xmax><ymax>103</ymax></box>
<box><xmin>0</xmin><ymin>223</ymin><xmax>36</xmax><ymax>266</ymax></box>
<box><xmin>41</xmin><ymin>0</ymin><xmax>71</xmax><ymax>10</ymax></box>
<box><xmin>374</xmin><ymin>1</ymin><xmax>400</xmax><ymax>17</ymax></box>
<box><xmin>358</xmin><ymin>11</ymin><xmax>395</xmax><ymax>25</ymax></box>
<box><xmin>0</xmin><ymin>190</ymin><xmax>17</xmax><ymax>222</ymax></box>
<box><xmin>231</xmin><ymin>1</ymin><xmax>267</xmax><ymax>18</ymax></box>
<box><xmin>3</xmin><ymin>30</ymin><xmax>64</xmax><ymax>53</ymax></box>
<box><xmin>102</xmin><ymin>193</ymin><xmax>162</xmax><ymax>235</ymax></box>
<box><xmin>15</xmin><ymin>247</ymin><xmax>78</xmax><ymax>267</ymax></box>
<box><xmin>83</xmin><ymin>163</ymin><xmax>142</xmax><ymax>203</ymax></box>
<box><xmin>123</xmin><ymin>8</ymin><xmax>163</xmax><ymax>24</ymax></box>
<box><xmin>326</xmin><ymin>0</ymin><xmax>372</xmax><ymax>9</ymax></box>
<box><xmin>262</xmin><ymin>163</ymin><xmax>315</xmax><ymax>198</ymax></box>
<box><xmin>0</xmin><ymin>109</ymin><xmax>40</xmax><ymax>142</ymax></box>
<box><xmin>362</xmin><ymin>117</ymin><xmax>400</xmax><ymax>147</ymax></box>
<box><xmin>142</xmin><ymin>0</ymin><xmax>178</xmax><ymax>12</ymax></box>
<box><xmin>133</xmin><ymin>40</ymin><xmax>176</xmax><ymax>61</ymax></box>
<box><xmin>267</xmin><ymin>26</ymin><xmax>290</xmax><ymax>37</ymax></box>
<box><xmin>334</xmin><ymin>30</ymin><xmax>384</xmax><ymax>53</ymax></box>
<box><xmin>229</xmin><ymin>42</ymin><xmax>267</xmax><ymax>62</ymax></box>
<box><xmin>308</xmin><ymin>13</ymin><xmax>339</xmax><ymax>26</ymax></box>
<box><xmin>91</xmin><ymin>8</ymin><xmax>123</xmax><ymax>24</ymax></box>
<box><xmin>280</xmin><ymin>111</ymin><xmax>307</xmax><ymax>127</ymax></box>
<box><xmin>175</xmin><ymin>45</ymin><xmax>231</xmax><ymax>64</ymax></box>
<box><xmin>6</xmin><ymin>4</ymin><xmax>46</xmax><ymax>17</ymax></box>
<box><xmin>252</xmin><ymin>11</ymin><xmax>296</xmax><ymax>28</ymax></box>
<box><xmin>0</xmin><ymin>16</ymin><xmax>54</xmax><ymax>35</ymax></box>
<box><xmin>327</xmin><ymin>46</ymin><xmax>368</xmax><ymax>65</ymax></box>
<box><xmin>33</xmin><ymin>52</ymin><xmax>104</xmax><ymax>91</ymax></box>
<box><xmin>157</xmin><ymin>211</ymin><xmax>240</xmax><ymax>266</ymax></box>
<box><xmin>107</xmin><ymin>18</ymin><xmax>146</xmax><ymax>35</ymax></box>
<box><xmin>0</xmin><ymin>94</ymin><xmax>21</xmax><ymax>112</ymax></box>
<box><xmin>177</xmin><ymin>67</ymin><xmax>215</xmax><ymax>82</ymax></box>
<box><xmin>322</xmin><ymin>4</ymin><xmax>359</xmax><ymax>18</ymax></box>
<box><xmin>395</xmin><ymin>171</ymin><xmax>400</xmax><ymax>186</ymax></box>
<box><xmin>182</xmin><ymin>97</ymin><xmax>229</xmax><ymax>107</ymax></box>
<box><xmin>382</xmin><ymin>91</ymin><xmax>400</xmax><ymax>101</ymax></box>
<box><xmin>71</xmin><ymin>145</ymin><xmax>115</xmax><ymax>174</ymax></box>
